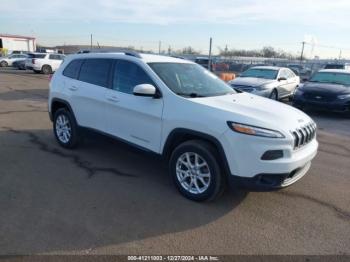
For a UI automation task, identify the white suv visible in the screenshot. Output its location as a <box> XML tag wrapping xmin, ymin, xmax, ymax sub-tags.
<box><xmin>49</xmin><ymin>52</ymin><xmax>318</xmax><ymax>201</ymax></box>
<box><xmin>25</xmin><ymin>53</ymin><xmax>65</xmax><ymax>74</ymax></box>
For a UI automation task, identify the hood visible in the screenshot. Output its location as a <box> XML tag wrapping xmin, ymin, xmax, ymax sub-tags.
<box><xmin>192</xmin><ymin>93</ymin><xmax>312</xmax><ymax>132</ymax></box>
<box><xmin>229</xmin><ymin>77</ymin><xmax>275</xmax><ymax>87</ymax></box>
<box><xmin>302</xmin><ymin>82</ymin><xmax>350</xmax><ymax>96</ymax></box>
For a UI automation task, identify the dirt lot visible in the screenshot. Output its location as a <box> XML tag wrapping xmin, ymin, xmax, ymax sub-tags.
<box><xmin>0</xmin><ymin>68</ymin><xmax>349</xmax><ymax>255</ymax></box>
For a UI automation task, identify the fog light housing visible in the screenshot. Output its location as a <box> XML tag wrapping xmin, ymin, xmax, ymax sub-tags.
<box><xmin>261</xmin><ymin>150</ymin><xmax>284</xmax><ymax>160</ymax></box>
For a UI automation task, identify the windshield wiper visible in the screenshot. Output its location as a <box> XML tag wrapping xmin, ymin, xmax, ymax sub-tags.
<box><xmin>176</xmin><ymin>92</ymin><xmax>205</xmax><ymax>98</ymax></box>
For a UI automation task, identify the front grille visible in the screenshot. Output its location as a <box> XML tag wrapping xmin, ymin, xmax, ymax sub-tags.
<box><xmin>303</xmin><ymin>93</ymin><xmax>336</xmax><ymax>102</ymax></box>
<box><xmin>291</xmin><ymin>122</ymin><xmax>317</xmax><ymax>149</ymax></box>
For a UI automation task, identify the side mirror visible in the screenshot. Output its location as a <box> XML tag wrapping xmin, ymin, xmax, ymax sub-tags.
<box><xmin>278</xmin><ymin>77</ymin><xmax>287</xmax><ymax>81</ymax></box>
<box><xmin>133</xmin><ymin>84</ymin><xmax>157</xmax><ymax>97</ymax></box>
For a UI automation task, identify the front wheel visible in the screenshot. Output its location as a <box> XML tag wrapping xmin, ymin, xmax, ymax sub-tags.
<box><xmin>53</xmin><ymin>108</ymin><xmax>79</xmax><ymax>148</ymax></box>
<box><xmin>0</xmin><ymin>61</ymin><xmax>8</xmax><ymax>67</ymax></box>
<box><xmin>169</xmin><ymin>140</ymin><xmax>225</xmax><ymax>201</ymax></box>
<box><xmin>269</xmin><ymin>89</ymin><xmax>278</xmax><ymax>100</ymax></box>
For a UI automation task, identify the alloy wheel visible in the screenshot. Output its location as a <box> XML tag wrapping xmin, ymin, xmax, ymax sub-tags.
<box><xmin>175</xmin><ymin>152</ymin><xmax>211</xmax><ymax>194</ymax></box>
<box><xmin>55</xmin><ymin>114</ymin><xmax>72</xmax><ymax>144</ymax></box>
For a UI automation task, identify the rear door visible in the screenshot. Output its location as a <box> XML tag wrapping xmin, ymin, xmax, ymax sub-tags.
<box><xmin>105</xmin><ymin>59</ymin><xmax>164</xmax><ymax>152</ymax></box>
<box><xmin>65</xmin><ymin>58</ymin><xmax>112</xmax><ymax>132</ymax></box>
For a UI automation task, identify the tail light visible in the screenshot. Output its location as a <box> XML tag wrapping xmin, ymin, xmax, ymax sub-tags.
<box><xmin>32</xmin><ymin>59</ymin><xmax>35</xmax><ymax>64</ymax></box>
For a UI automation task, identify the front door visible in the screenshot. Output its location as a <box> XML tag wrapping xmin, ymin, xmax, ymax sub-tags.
<box><xmin>105</xmin><ymin>59</ymin><xmax>163</xmax><ymax>153</ymax></box>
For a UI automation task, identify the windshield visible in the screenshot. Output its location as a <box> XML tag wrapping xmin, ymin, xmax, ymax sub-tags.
<box><xmin>310</xmin><ymin>72</ymin><xmax>350</xmax><ymax>86</ymax></box>
<box><xmin>324</xmin><ymin>64</ymin><xmax>344</xmax><ymax>69</ymax></box>
<box><xmin>240</xmin><ymin>68</ymin><xmax>278</xmax><ymax>80</ymax></box>
<box><xmin>148</xmin><ymin>62</ymin><xmax>235</xmax><ymax>97</ymax></box>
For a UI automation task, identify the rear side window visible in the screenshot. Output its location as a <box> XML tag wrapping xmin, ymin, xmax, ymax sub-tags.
<box><xmin>113</xmin><ymin>60</ymin><xmax>154</xmax><ymax>94</ymax></box>
<box><xmin>49</xmin><ymin>54</ymin><xmax>64</xmax><ymax>60</ymax></box>
<box><xmin>78</xmin><ymin>59</ymin><xmax>112</xmax><ymax>87</ymax></box>
<box><xmin>63</xmin><ymin>59</ymin><xmax>83</xmax><ymax>79</ymax></box>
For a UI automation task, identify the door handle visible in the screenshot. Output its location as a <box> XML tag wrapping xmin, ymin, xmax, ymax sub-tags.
<box><xmin>69</xmin><ymin>85</ymin><xmax>78</xmax><ymax>91</ymax></box>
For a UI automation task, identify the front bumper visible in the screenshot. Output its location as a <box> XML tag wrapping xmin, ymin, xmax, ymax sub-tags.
<box><xmin>229</xmin><ymin>162</ymin><xmax>311</xmax><ymax>190</ymax></box>
<box><xmin>221</xmin><ymin>129</ymin><xmax>318</xmax><ymax>189</ymax></box>
<box><xmin>293</xmin><ymin>97</ymin><xmax>350</xmax><ymax>113</ymax></box>
<box><xmin>236</xmin><ymin>88</ymin><xmax>271</xmax><ymax>98</ymax></box>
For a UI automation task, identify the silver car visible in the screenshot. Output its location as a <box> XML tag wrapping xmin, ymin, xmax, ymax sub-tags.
<box><xmin>228</xmin><ymin>66</ymin><xmax>300</xmax><ymax>100</ymax></box>
<box><xmin>0</xmin><ymin>54</ymin><xmax>28</xmax><ymax>67</ymax></box>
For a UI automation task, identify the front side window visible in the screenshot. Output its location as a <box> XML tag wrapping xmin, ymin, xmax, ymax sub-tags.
<box><xmin>310</xmin><ymin>72</ymin><xmax>350</xmax><ymax>86</ymax></box>
<box><xmin>148</xmin><ymin>62</ymin><xmax>235</xmax><ymax>97</ymax></box>
<box><xmin>78</xmin><ymin>59</ymin><xmax>112</xmax><ymax>87</ymax></box>
<box><xmin>113</xmin><ymin>60</ymin><xmax>154</xmax><ymax>94</ymax></box>
<box><xmin>279</xmin><ymin>69</ymin><xmax>292</xmax><ymax>79</ymax></box>
<box><xmin>287</xmin><ymin>69</ymin><xmax>296</xmax><ymax>78</ymax></box>
<box><xmin>240</xmin><ymin>68</ymin><xmax>278</xmax><ymax>80</ymax></box>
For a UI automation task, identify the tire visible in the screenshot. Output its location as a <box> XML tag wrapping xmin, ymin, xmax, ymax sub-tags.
<box><xmin>53</xmin><ymin>108</ymin><xmax>79</xmax><ymax>149</ymax></box>
<box><xmin>42</xmin><ymin>65</ymin><xmax>52</xmax><ymax>75</ymax></box>
<box><xmin>169</xmin><ymin>140</ymin><xmax>225</xmax><ymax>202</ymax></box>
<box><xmin>0</xmin><ymin>61</ymin><xmax>8</xmax><ymax>67</ymax></box>
<box><xmin>269</xmin><ymin>89</ymin><xmax>278</xmax><ymax>100</ymax></box>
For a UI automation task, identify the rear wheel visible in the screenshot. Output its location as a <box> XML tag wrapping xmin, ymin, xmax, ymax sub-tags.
<box><xmin>42</xmin><ymin>65</ymin><xmax>52</xmax><ymax>75</ymax></box>
<box><xmin>0</xmin><ymin>61</ymin><xmax>8</xmax><ymax>67</ymax></box>
<box><xmin>169</xmin><ymin>140</ymin><xmax>225</xmax><ymax>201</ymax></box>
<box><xmin>53</xmin><ymin>108</ymin><xmax>79</xmax><ymax>148</ymax></box>
<box><xmin>269</xmin><ymin>89</ymin><xmax>278</xmax><ymax>100</ymax></box>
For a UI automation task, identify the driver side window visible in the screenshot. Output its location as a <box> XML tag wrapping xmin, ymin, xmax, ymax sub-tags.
<box><xmin>279</xmin><ymin>70</ymin><xmax>288</xmax><ymax>79</ymax></box>
<box><xmin>112</xmin><ymin>60</ymin><xmax>155</xmax><ymax>94</ymax></box>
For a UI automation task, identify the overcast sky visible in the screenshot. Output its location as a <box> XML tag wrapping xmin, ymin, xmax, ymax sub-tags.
<box><xmin>1</xmin><ymin>0</ymin><xmax>350</xmax><ymax>58</ymax></box>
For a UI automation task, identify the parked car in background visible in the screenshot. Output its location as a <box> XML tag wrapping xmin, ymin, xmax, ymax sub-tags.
<box><xmin>228</xmin><ymin>66</ymin><xmax>300</xmax><ymax>100</ymax></box>
<box><xmin>287</xmin><ymin>64</ymin><xmax>312</xmax><ymax>81</ymax></box>
<box><xmin>324</xmin><ymin>63</ymin><xmax>350</xmax><ymax>70</ymax></box>
<box><xmin>13</xmin><ymin>60</ymin><xmax>26</xmax><ymax>70</ymax></box>
<box><xmin>195</xmin><ymin>57</ymin><xmax>212</xmax><ymax>70</ymax></box>
<box><xmin>25</xmin><ymin>53</ymin><xmax>65</xmax><ymax>74</ymax></box>
<box><xmin>293</xmin><ymin>69</ymin><xmax>350</xmax><ymax>115</ymax></box>
<box><xmin>49</xmin><ymin>52</ymin><xmax>318</xmax><ymax>201</ymax></box>
<box><xmin>0</xmin><ymin>54</ymin><xmax>28</xmax><ymax>67</ymax></box>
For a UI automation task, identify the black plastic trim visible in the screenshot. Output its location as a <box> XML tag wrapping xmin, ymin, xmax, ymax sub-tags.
<box><xmin>49</xmin><ymin>98</ymin><xmax>76</xmax><ymax>122</ymax></box>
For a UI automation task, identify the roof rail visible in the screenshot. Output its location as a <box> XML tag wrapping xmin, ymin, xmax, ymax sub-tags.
<box><xmin>76</xmin><ymin>48</ymin><xmax>142</xmax><ymax>58</ymax></box>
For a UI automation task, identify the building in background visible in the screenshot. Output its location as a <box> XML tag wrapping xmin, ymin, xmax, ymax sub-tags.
<box><xmin>0</xmin><ymin>34</ymin><xmax>36</xmax><ymax>56</ymax></box>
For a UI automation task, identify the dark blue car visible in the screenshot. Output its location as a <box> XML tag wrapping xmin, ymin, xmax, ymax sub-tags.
<box><xmin>293</xmin><ymin>69</ymin><xmax>350</xmax><ymax>115</ymax></box>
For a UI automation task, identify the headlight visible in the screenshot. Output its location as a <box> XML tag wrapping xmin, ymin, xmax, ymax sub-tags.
<box><xmin>227</xmin><ymin>122</ymin><xmax>285</xmax><ymax>138</ymax></box>
<box><xmin>294</xmin><ymin>88</ymin><xmax>304</xmax><ymax>95</ymax></box>
<box><xmin>338</xmin><ymin>94</ymin><xmax>350</xmax><ymax>100</ymax></box>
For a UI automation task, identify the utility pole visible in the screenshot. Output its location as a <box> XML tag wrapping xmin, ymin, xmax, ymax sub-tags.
<box><xmin>158</xmin><ymin>41</ymin><xmax>162</xmax><ymax>55</ymax></box>
<box><xmin>168</xmin><ymin>45</ymin><xmax>171</xmax><ymax>56</ymax></box>
<box><xmin>208</xmin><ymin>37</ymin><xmax>213</xmax><ymax>71</ymax></box>
<box><xmin>300</xmin><ymin>41</ymin><xmax>306</xmax><ymax>63</ymax></box>
<box><xmin>90</xmin><ymin>34</ymin><xmax>93</xmax><ymax>50</ymax></box>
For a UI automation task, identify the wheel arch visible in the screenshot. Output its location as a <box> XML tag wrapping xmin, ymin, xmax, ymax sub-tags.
<box><xmin>162</xmin><ymin>128</ymin><xmax>231</xmax><ymax>176</ymax></box>
<box><xmin>50</xmin><ymin>98</ymin><xmax>76</xmax><ymax>123</ymax></box>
